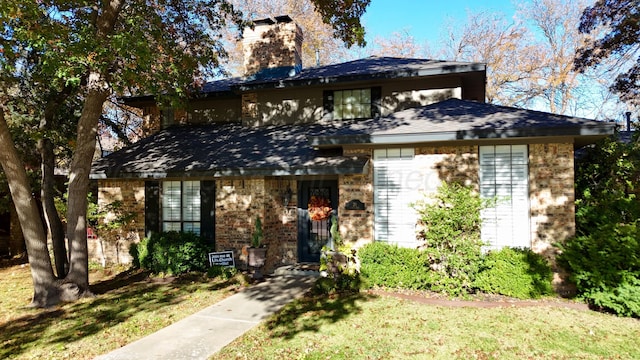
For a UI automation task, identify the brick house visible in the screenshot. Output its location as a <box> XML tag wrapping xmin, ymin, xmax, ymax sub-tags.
<box><xmin>90</xmin><ymin>16</ymin><xmax>614</xmax><ymax>270</ymax></box>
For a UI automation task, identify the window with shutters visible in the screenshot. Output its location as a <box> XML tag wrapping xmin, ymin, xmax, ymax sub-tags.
<box><xmin>161</xmin><ymin>181</ymin><xmax>201</xmax><ymax>235</ymax></box>
<box><xmin>373</xmin><ymin>148</ymin><xmax>419</xmax><ymax>248</ymax></box>
<box><xmin>479</xmin><ymin>145</ymin><xmax>530</xmax><ymax>249</ymax></box>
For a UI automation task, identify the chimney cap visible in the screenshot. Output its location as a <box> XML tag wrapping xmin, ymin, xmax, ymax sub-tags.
<box><xmin>253</xmin><ymin>17</ymin><xmax>275</xmax><ymax>26</ymax></box>
<box><xmin>252</xmin><ymin>15</ymin><xmax>293</xmax><ymax>26</ymax></box>
<box><xmin>274</xmin><ymin>15</ymin><xmax>293</xmax><ymax>23</ymax></box>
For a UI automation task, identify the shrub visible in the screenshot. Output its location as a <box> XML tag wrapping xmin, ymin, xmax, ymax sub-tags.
<box><xmin>589</xmin><ymin>278</ymin><xmax>640</xmax><ymax>317</ymax></box>
<box><xmin>131</xmin><ymin>231</ymin><xmax>210</xmax><ymax>275</ymax></box>
<box><xmin>560</xmin><ymin>135</ymin><xmax>640</xmax><ymax>317</ymax></box>
<box><xmin>359</xmin><ymin>242</ymin><xmax>432</xmax><ymax>290</ymax></box>
<box><xmin>558</xmin><ymin>223</ymin><xmax>640</xmax><ymax>317</ymax></box>
<box><xmin>316</xmin><ymin>216</ymin><xmax>361</xmax><ymax>295</ymax></box>
<box><xmin>474</xmin><ymin>247</ymin><xmax>553</xmax><ymax>299</ymax></box>
<box><xmin>411</xmin><ymin>183</ymin><xmax>486</xmax><ymax>295</ymax></box>
<box><xmin>207</xmin><ymin>265</ymin><xmax>238</xmax><ymax>280</ymax></box>
<box><xmin>314</xmin><ymin>271</ymin><xmax>361</xmax><ymax>295</ymax></box>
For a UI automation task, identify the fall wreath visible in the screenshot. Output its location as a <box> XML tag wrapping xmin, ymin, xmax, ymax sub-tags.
<box><xmin>308</xmin><ymin>195</ymin><xmax>332</xmax><ymax>221</ymax></box>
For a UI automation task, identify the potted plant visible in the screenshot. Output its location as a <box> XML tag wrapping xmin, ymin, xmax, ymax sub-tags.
<box><xmin>247</xmin><ymin>215</ymin><xmax>267</xmax><ymax>269</ymax></box>
<box><xmin>321</xmin><ymin>214</ymin><xmax>349</xmax><ymax>274</ymax></box>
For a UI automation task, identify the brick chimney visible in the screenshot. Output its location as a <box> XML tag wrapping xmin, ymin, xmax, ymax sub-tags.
<box><xmin>242</xmin><ymin>15</ymin><xmax>303</xmax><ymax>79</ymax></box>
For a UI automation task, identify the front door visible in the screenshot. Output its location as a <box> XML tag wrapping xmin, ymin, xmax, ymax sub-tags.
<box><xmin>297</xmin><ymin>180</ymin><xmax>338</xmax><ymax>263</ymax></box>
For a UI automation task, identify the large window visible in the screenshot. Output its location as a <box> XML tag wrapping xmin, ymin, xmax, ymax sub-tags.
<box><xmin>324</xmin><ymin>87</ymin><xmax>380</xmax><ymax>120</ymax></box>
<box><xmin>373</xmin><ymin>148</ymin><xmax>419</xmax><ymax>248</ymax></box>
<box><xmin>334</xmin><ymin>88</ymin><xmax>371</xmax><ymax>120</ymax></box>
<box><xmin>479</xmin><ymin>145</ymin><xmax>530</xmax><ymax>249</ymax></box>
<box><xmin>162</xmin><ymin>181</ymin><xmax>201</xmax><ymax>235</ymax></box>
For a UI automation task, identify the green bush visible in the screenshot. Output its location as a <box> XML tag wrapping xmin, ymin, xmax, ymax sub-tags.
<box><xmin>313</xmin><ymin>271</ymin><xmax>361</xmax><ymax>295</ymax></box>
<box><xmin>474</xmin><ymin>247</ymin><xmax>553</xmax><ymax>299</ymax></box>
<box><xmin>411</xmin><ymin>183</ymin><xmax>486</xmax><ymax>295</ymax></box>
<box><xmin>359</xmin><ymin>242</ymin><xmax>432</xmax><ymax>290</ymax></box>
<box><xmin>560</xmin><ymin>135</ymin><xmax>640</xmax><ymax>317</ymax></box>
<box><xmin>589</xmin><ymin>278</ymin><xmax>640</xmax><ymax>317</ymax></box>
<box><xmin>207</xmin><ymin>265</ymin><xmax>238</xmax><ymax>280</ymax></box>
<box><xmin>131</xmin><ymin>231</ymin><xmax>210</xmax><ymax>275</ymax></box>
<box><xmin>558</xmin><ymin>223</ymin><xmax>640</xmax><ymax>317</ymax></box>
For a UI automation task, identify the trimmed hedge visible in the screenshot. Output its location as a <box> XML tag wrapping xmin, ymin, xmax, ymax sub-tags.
<box><xmin>359</xmin><ymin>242</ymin><xmax>432</xmax><ymax>290</ymax></box>
<box><xmin>131</xmin><ymin>231</ymin><xmax>210</xmax><ymax>275</ymax></box>
<box><xmin>474</xmin><ymin>247</ymin><xmax>553</xmax><ymax>299</ymax></box>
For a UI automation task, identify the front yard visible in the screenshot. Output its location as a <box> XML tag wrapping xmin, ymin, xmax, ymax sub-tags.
<box><xmin>0</xmin><ymin>262</ymin><xmax>244</xmax><ymax>360</ymax></box>
<box><xmin>2</xmin><ymin>263</ymin><xmax>639</xmax><ymax>360</ymax></box>
<box><xmin>213</xmin><ymin>292</ymin><xmax>640</xmax><ymax>359</ymax></box>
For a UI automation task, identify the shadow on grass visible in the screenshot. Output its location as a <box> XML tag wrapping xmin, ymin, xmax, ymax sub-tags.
<box><xmin>0</xmin><ymin>269</ymin><xmax>238</xmax><ymax>359</ymax></box>
<box><xmin>265</xmin><ymin>290</ymin><xmax>378</xmax><ymax>340</ymax></box>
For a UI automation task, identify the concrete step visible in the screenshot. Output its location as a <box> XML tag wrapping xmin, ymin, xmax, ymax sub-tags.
<box><xmin>274</xmin><ymin>263</ymin><xmax>321</xmax><ymax>277</ymax></box>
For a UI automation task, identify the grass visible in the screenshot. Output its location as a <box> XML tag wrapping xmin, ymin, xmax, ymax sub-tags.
<box><xmin>212</xmin><ymin>292</ymin><xmax>640</xmax><ymax>360</ymax></box>
<box><xmin>3</xmin><ymin>263</ymin><xmax>640</xmax><ymax>360</ymax></box>
<box><xmin>0</xmin><ymin>262</ymin><xmax>246</xmax><ymax>360</ymax></box>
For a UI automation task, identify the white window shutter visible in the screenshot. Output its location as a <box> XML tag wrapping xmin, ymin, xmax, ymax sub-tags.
<box><xmin>480</xmin><ymin>145</ymin><xmax>530</xmax><ymax>249</ymax></box>
<box><xmin>373</xmin><ymin>148</ymin><xmax>419</xmax><ymax>248</ymax></box>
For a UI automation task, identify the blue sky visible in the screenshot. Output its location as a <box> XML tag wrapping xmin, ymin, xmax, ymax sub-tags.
<box><xmin>362</xmin><ymin>0</ymin><xmax>520</xmax><ymax>45</ymax></box>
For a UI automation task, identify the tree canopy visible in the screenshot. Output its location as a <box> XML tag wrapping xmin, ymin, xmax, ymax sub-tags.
<box><xmin>574</xmin><ymin>0</ymin><xmax>640</xmax><ymax>106</ymax></box>
<box><xmin>0</xmin><ymin>0</ymin><xmax>370</xmax><ymax>308</ymax></box>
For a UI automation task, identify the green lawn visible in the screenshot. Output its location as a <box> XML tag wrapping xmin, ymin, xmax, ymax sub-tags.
<box><xmin>212</xmin><ymin>292</ymin><xmax>640</xmax><ymax>360</ymax></box>
<box><xmin>0</xmin><ymin>263</ymin><xmax>245</xmax><ymax>360</ymax></box>
<box><xmin>3</xmin><ymin>263</ymin><xmax>639</xmax><ymax>360</ymax></box>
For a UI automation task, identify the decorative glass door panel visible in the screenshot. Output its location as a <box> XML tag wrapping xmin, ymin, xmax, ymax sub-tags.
<box><xmin>298</xmin><ymin>180</ymin><xmax>338</xmax><ymax>263</ymax></box>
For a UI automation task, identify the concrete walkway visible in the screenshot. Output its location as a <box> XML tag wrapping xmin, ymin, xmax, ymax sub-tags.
<box><xmin>95</xmin><ymin>275</ymin><xmax>315</xmax><ymax>360</ymax></box>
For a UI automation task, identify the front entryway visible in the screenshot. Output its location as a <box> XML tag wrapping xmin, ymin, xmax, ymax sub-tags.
<box><xmin>297</xmin><ymin>180</ymin><xmax>338</xmax><ymax>263</ymax></box>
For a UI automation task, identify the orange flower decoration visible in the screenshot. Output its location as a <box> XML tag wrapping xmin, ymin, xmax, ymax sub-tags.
<box><xmin>308</xmin><ymin>195</ymin><xmax>332</xmax><ymax>221</ymax></box>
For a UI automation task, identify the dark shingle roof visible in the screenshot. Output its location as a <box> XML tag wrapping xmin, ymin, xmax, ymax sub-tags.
<box><xmin>200</xmin><ymin>56</ymin><xmax>485</xmax><ymax>93</ymax></box>
<box><xmin>309</xmin><ymin>99</ymin><xmax>614</xmax><ymax>148</ymax></box>
<box><xmin>90</xmin><ymin>123</ymin><xmax>368</xmax><ymax>179</ymax></box>
<box><xmin>92</xmin><ymin>99</ymin><xmax>614</xmax><ymax>179</ymax></box>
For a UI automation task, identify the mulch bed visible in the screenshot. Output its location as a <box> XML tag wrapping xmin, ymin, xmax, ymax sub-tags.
<box><xmin>369</xmin><ymin>288</ymin><xmax>590</xmax><ymax>311</ymax></box>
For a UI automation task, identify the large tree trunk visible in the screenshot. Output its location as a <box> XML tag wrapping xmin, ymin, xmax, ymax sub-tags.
<box><xmin>64</xmin><ymin>78</ymin><xmax>110</xmax><ymax>293</ymax></box>
<box><xmin>40</xmin><ymin>85</ymin><xmax>77</xmax><ymax>279</ymax></box>
<box><xmin>0</xmin><ymin>108</ymin><xmax>60</xmax><ymax>307</ymax></box>
<box><xmin>39</xmin><ymin>138</ymin><xmax>68</xmax><ymax>278</ymax></box>
<box><xmin>63</xmin><ymin>0</ymin><xmax>124</xmax><ymax>294</ymax></box>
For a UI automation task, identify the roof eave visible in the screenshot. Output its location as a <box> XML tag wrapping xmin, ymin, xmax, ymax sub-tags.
<box><xmin>236</xmin><ymin>63</ymin><xmax>486</xmax><ymax>91</ymax></box>
<box><xmin>89</xmin><ymin>162</ymin><xmax>369</xmax><ymax>180</ymax></box>
<box><xmin>309</xmin><ymin>124</ymin><xmax>615</xmax><ymax>148</ymax></box>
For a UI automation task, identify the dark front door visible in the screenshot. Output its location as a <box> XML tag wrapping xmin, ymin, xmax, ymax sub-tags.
<box><xmin>298</xmin><ymin>180</ymin><xmax>338</xmax><ymax>263</ymax></box>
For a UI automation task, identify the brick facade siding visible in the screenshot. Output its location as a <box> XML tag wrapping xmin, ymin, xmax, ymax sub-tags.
<box><xmin>94</xmin><ymin>143</ymin><xmax>576</xmax><ymax>275</ymax></box>
<box><xmin>529</xmin><ymin>143</ymin><xmax>575</xmax><ymax>255</ymax></box>
<box><xmin>93</xmin><ymin>179</ymin><xmax>145</xmax><ymax>265</ymax></box>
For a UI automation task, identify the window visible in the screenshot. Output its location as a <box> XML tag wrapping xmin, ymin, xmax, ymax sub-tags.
<box><xmin>324</xmin><ymin>87</ymin><xmax>381</xmax><ymax>120</ymax></box>
<box><xmin>373</xmin><ymin>148</ymin><xmax>419</xmax><ymax>248</ymax></box>
<box><xmin>334</xmin><ymin>88</ymin><xmax>371</xmax><ymax>120</ymax></box>
<box><xmin>162</xmin><ymin>181</ymin><xmax>201</xmax><ymax>235</ymax></box>
<box><xmin>479</xmin><ymin>145</ymin><xmax>530</xmax><ymax>249</ymax></box>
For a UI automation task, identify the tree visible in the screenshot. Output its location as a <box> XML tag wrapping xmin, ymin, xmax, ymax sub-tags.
<box><xmin>574</xmin><ymin>0</ymin><xmax>640</xmax><ymax>107</ymax></box>
<box><xmin>433</xmin><ymin>0</ymin><xmax>623</xmax><ymax>119</ymax></box>
<box><xmin>0</xmin><ymin>0</ymin><xmax>369</xmax><ymax>307</ymax></box>
<box><xmin>368</xmin><ymin>29</ymin><xmax>426</xmax><ymax>58</ymax></box>
<box><xmin>438</xmin><ymin>11</ymin><xmax>538</xmax><ymax>107</ymax></box>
